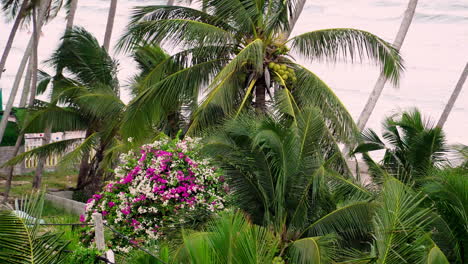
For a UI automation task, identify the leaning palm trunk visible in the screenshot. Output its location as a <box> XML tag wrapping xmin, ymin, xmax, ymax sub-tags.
<box><xmin>356</xmin><ymin>0</ymin><xmax>418</xmax><ymax>131</ymax></box>
<box><xmin>2</xmin><ymin>0</ymin><xmax>50</xmax><ymax>203</ymax></box>
<box><xmin>33</xmin><ymin>0</ymin><xmax>81</xmax><ymax>187</ymax></box>
<box><xmin>66</xmin><ymin>0</ymin><xmax>79</xmax><ymax>30</ymax></box>
<box><xmin>0</xmin><ymin>0</ymin><xmax>29</xmax><ymax>80</ymax></box>
<box><xmin>32</xmin><ymin>126</ymin><xmax>51</xmax><ymax>189</ymax></box>
<box><xmin>0</xmin><ymin>39</ymin><xmax>32</xmax><ymax>144</ymax></box>
<box><xmin>103</xmin><ymin>0</ymin><xmax>117</xmax><ymax>51</ymax></box>
<box><xmin>437</xmin><ymin>62</ymin><xmax>468</xmax><ymax>128</ymax></box>
<box><xmin>19</xmin><ymin>60</ymin><xmax>33</xmax><ymax>107</ymax></box>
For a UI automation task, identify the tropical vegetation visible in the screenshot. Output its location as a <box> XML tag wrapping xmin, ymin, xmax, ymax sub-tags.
<box><xmin>0</xmin><ymin>0</ymin><xmax>466</xmax><ymax>264</ymax></box>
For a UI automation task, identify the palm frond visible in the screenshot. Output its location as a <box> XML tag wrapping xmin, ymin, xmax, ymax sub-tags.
<box><xmin>302</xmin><ymin>201</ymin><xmax>375</xmax><ymax>240</ymax></box>
<box><xmin>1</xmin><ymin>138</ymin><xmax>84</xmax><ymax>167</ymax></box>
<box><xmin>373</xmin><ymin>178</ymin><xmax>433</xmax><ymax>264</ymax></box>
<box><xmin>288</xmin><ymin>234</ymin><xmax>337</xmax><ymax>264</ymax></box>
<box><xmin>188</xmin><ymin>39</ymin><xmax>265</xmax><ymax>134</ymax></box>
<box><xmin>425</xmin><ymin>245</ymin><xmax>449</xmax><ymax>264</ymax></box>
<box><xmin>292</xmin><ymin>64</ymin><xmax>360</xmax><ymax>145</ymax></box>
<box><xmin>0</xmin><ymin>192</ymin><xmax>68</xmax><ymax>264</ymax></box>
<box><xmin>289</xmin><ymin>28</ymin><xmax>404</xmax><ymax>85</ymax></box>
<box><xmin>118</xmin><ymin>16</ymin><xmax>234</xmax><ymax>53</ymax></box>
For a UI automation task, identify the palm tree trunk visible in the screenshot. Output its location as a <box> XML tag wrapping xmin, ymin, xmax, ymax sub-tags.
<box><xmin>103</xmin><ymin>0</ymin><xmax>118</xmax><ymax>51</ymax></box>
<box><xmin>32</xmin><ymin>126</ymin><xmax>51</xmax><ymax>189</ymax></box>
<box><xmin>437</xmin><ymin>62</ymin><xmax>468</xmax><ymax>128</ymax></box>
<box><xmin>0</xmin><ymin>39</ymin><xmax>32</xmax><ymax>144</ymax></box>
<box><xmin>76</xmin><ymin>129</ymin><xmax>92</xmax><ymax>189</ymax></box>
<box><xmin>2</xmin><ymin>0</ymin><xmax>50</xmax><ymax>203</ymax></box>
<box><xmin>83</xmin><ymin>142</ymin><xmax>107</xmax><ymax>198</ymax></box>
<box><xmin>255</xmin><ymin>79</ymin><xmax>267</xmax><ymax>113</ymax></box>
<box><xmin>36</xmin><ymin>0</ymin><xmax>78</xmax><ymax>190</ymax></box>
<box><xmin>1</xmin><ymin>134</ymin><xmax>23</xmax><ymax>203</ymax></box>
<box><xmin>66</xmin><ymin>0</ymin><xmax>78</xmax><ymax>30</ymax></box>
<box><xmin>19</xmin><ymin>60</ymin><xmax>33</xmax><ymax>107</ymax></box>
<box><xmin>0</xmin><ymin>0</ymin><xmax>29</xmax><ymax>80</ymax></box>
<box><xmin>356</xmin><ymin>0</ymin><xmax>418</xmax><ymax>131</ymax></box>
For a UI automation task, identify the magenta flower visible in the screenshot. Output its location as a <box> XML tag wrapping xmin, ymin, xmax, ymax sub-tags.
<box><xmin>121</xmin><ymin>207</ymin><xmax>131</xmax><ymax>215</ymax></box>
<box><xmin>79</xmin><ymin>214</ymin><xmax>85</xmax><ymax>222</ymax></box>
<box><xmin>108</xmin><ymin>201</ymin><xmax>116</xmax><ymax>208</ymax></box>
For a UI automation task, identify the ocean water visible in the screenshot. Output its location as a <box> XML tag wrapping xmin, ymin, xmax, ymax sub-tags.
<box><xmin>0</xmin><ymin>0</ymin><xmax>467</xmax><ymax>145</ymax></box>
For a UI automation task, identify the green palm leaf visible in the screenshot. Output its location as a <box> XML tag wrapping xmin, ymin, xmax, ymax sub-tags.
<box><xmin>289</xmin><ymin>28</ymin><xmax>404</xmax><ymax>85</ymax></box>
<box><xmin>373</xmin><ymin>178</ymin><xmax>433</xmax><ymax>264</ymax></box>
<box><xmin>288</xmin><ymin>235</ymin><xmax>337</xmax><ymax>264</ymax></box>
<box><xmin>0</xmin><ymin>192</ymin><xmax>68</xmax><ymax>264</ymax></box>
<box><xmin>292</xmin><ymin>64</ymin><xmax>360</xmax><ymax>144</ymax></box>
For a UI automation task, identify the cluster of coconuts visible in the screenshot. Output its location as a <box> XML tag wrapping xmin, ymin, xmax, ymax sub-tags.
<box><xmin>268</xmin><ymin>62</ymin><xmax>297</xmax><ymax>84</ymax></box>
<box><xmin>272</xmin><ymin>256</ymin><xmax>285</xmax><ymax>264</ymax></box>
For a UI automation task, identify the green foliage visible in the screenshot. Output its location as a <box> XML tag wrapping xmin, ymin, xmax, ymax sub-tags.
<box><xmin>203</xmin><ymin>109</ymin><xmax>373</xmax><ymax>242</ymax></box>
<box><xmin>353</xmin><ymin>109</ymin><xmax>447</xmax><ymax>184</ymax></box>
<box><xmin>117</xmin><ymin>0</ymin><xmax>403</xmax><ymax>143</ymax></box>
<box><xmin>372</xmin><ymin>178</ymin><xmax>433</xmax><ymax>264</ymax></box>
<box><xmin>0</xmin><ymin>191</ymin><xmax>69</xmax><ymax>264</ymax></box>
<box><xmin>64</xmin><ymin>246</ymin><xmax>102</xmax><ymax>264</ymax></box>
<box><xmin>422</xmin><ymin>168</ymin><xmax>468</xmax><ymax>263</ymax></box>
<box><xmin>175</xmin><ymin>210</ymin><xmax>280</xmax><ymax>264</ymax></box>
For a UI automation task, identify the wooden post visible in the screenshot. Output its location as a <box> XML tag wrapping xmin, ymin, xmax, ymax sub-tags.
<box><xmin>92</xmin><ymin>212</ymin><xmax>105</xmax><ymax>250</ymax></box>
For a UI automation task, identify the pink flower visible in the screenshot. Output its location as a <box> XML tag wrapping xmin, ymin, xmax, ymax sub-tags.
<box><xmin>79</xmin><ymin>215</ymin><xmax>85</xmax><ymax>222</ymax></box>
<box><xmin>121</xmin><ymin>207</ymin><xmax>131</xmax><ymax>215</ymax></box>
<box><xmin>108</xmin><ymin>201</ymin><xmax>116</xmax><ymax>208</ymax></box>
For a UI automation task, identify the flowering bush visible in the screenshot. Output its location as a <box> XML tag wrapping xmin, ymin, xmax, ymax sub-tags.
<box><xmin>80</xmin><ymin>136</ymin><xmax>226</xmax><ymax>252</ymax></box>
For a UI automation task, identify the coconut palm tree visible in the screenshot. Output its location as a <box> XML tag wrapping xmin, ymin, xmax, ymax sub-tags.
<box><xmin>2</xmin><ymin>27</ymin><xmax>125</xmax><ymax>199</ymax></box>
<box><xmin>203</xmin><ymin>107</ymin><xmax>375</xmax><ymax>250</ymax></box>
<box><xmin>356</xmin><ymin>0</ymin><xmax>419</xmax><ymax>131</ymax></box>
<box><xmin>423</xmin><ymin>168</ymin><xmax>468</xmax><ymax>263</ymax></box>
<box><xmin>65</xmin><ymin>0</ymin><xmax>78</xmax><ymax>30</ymax></box>
<box><xmin>0</xmin><ymin>0</ymin><xmax>30</xmax><ymax>80</ymax></box>
<box><xmin>117</xmin><ymin>0</ymin><xmax>404</xmax><ymax>142</ymax></box>
<box><xmin>437</xmin><ymin>62</ymin><xmax>468</xmax><ymax>128</ymax></box>
<box><xmin>33</xmin><ymin>0</ymin><xmax>82</xmax><ymax>189</ymax></box>
<box><xmin>103</xmin><ymin>0</ymin><xmax>117</xmax><ymax>51</ymax></box>
<box><xmin>352</xmin><ymin>109</ymin><xmax>447</xmax><ymax>185</ymax></box>
<box><xmin>0</xmin><ymin>0</ymin><xmax>65</xmax><ymax>144</ymax></box>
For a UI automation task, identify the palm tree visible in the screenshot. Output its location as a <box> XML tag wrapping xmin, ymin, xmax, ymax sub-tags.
<box><xmin>128</xmin><ymin>44</ymin><xmax>184</xmax><ymax>137</ymax></box>
<box><xmin>2</xmin><ymin>27</ymin><xmax>124</xmax><ymax>199</ymax></box>
<box><xmin>0</xmin><ymin>0</ymin><xmax>30</xmax><ymax>80</ymax></box>
<box><xmin>0</xmin><ymin>191</ymin><xmax>69</xmax><ymax>263</ymax></box>
<box><xmin>356</xmin><ymin>0</ymin><xmax>419</xmax><ymax>131</ymax></box>
<box><xmin>103</xmin><ymin>0</ymin><xmax>117</xmax><ymax>51</ymax></box>
<box><xmin>370</xmin><ymin>178</ymin><xmax>445</xmax><ymax>264</ymax></box>
<box><xmin>65</xmin><ymin>0</ymin><xmax>78</xmax><ymax>30</ymax></box>
<box><xmin>203</xmin><ymin>108</ymin><xmax>375</xmax><ymax>252</ymax></box>
<box><xmin>0</xmin><ymin>0</ymin><xmax>63</xmax><ymax>144</ymax></box>
<box><xmin>437</xmin><ymin>62</ymin><xmax>468</xmax><ymax>128</ymax></box>
<box><xmin>423</xmin><ymin>168</ymin><xmax>468</xmax><ymax>263</ymax></box>
<box><xmin>352</xmin><ymin>109</ymin><xmax>447</xmax><ymax>185</ymax></box>
<box><xmin>117</xmin><ymin>0</ymin><xmax>404</xmax><ymax>142</ymax></box>
<box><xmin>33</xmin><ymin>0</ymin><xmax>82</xmax><ymax>189</ymax></box>
<box><xmin>176</xmin><ymin>211</ymin><xmax>280</xmax><ymax>263</ymax></box>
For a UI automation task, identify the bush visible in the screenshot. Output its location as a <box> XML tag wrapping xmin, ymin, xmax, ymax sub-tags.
<box><xmin>64</xmin><ymin>246</ymin><xmax>102</xmax><ymax>264</ymax></box>
<box><xmin>80</xmin><ymin>136</ymin><xmax>226</xmax><ymax>252</ymax></box>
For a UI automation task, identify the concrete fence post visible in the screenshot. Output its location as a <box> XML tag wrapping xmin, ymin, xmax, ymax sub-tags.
<box><xmin>92</xmin><ymin>212</ymin><xmax>105</xmax><ymax>251</ymax></box>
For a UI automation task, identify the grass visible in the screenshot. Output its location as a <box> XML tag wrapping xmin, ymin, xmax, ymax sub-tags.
<box><xmin>41</xmin><ymin>200</ymin><xmax>83</xmax><ymax>250</ymax></box>
<box><xmin>0</xmin><ymin>169</ymin><xmax>78</xmax><ymax>198</ymax></box>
